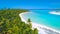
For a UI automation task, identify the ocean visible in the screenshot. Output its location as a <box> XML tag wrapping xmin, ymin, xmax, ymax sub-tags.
<box><xmin>22</xmin><ymin>10</ymin><xmax>60</xmax><ymax>31</ymax></box>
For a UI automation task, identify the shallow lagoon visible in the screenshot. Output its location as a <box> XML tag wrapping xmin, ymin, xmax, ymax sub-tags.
<box><xmin>22</xmin><ymin>10</ymin><xmax>60</xmax><ymax>31</ymax></box>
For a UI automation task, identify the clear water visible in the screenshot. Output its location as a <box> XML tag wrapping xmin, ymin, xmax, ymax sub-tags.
<box><xmin>22</xmin><ymin>10</ymin><xmax>60</xmax><ymax>31</ymax></box>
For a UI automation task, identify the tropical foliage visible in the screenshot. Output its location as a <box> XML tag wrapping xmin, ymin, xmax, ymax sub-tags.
<box><xmin>0</xmin><ymin>8</ymin><xmax>38</xmax><ymax>34</ymax></box>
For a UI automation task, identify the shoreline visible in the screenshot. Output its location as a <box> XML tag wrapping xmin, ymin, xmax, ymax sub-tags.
<box><xmin>19</xmin><ymin>12</ymin><xmax>60</xmax><ymax>34</ymax></box>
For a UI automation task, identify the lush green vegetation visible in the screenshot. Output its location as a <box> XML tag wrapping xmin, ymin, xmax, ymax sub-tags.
<box><xmin>0</xmin><ymin>9</ymin><xmax>38</xmax><ymax>34</ymax></box>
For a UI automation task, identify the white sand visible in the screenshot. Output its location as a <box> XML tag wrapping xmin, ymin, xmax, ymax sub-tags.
<box><xmin>19</xmin><ymin>12</ymin><xmax>60</xmax><ymax>34</ymax></box>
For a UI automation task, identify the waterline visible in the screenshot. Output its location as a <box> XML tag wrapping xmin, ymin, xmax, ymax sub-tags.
<box><xmin>19</xmin><ymin>12</ymin><xmax>60</xmax><ymax>34</ymax></box>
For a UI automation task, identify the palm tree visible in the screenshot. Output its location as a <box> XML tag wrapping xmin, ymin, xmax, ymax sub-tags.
<box><xmin>27</xmin><ymin>18</ymin><xmax>32</xmax><ymax>28</ymax></box>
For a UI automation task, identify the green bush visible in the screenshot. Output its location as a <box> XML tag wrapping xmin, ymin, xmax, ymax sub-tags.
<box><xmin>0</xmin><ymin>9</ymin><xmax>38</xmax><ymax>34</ymax></box>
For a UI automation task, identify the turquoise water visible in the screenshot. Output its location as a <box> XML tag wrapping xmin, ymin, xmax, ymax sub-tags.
<box><xmin>23</xmin><ymin>10</ymin><xmax>60</xmax><ymax>31</ymax></box>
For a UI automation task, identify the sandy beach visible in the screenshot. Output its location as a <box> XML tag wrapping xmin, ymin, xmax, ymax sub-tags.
<box><xmin>19</xmin><ymin>12</ymin><xmax>60</xmax><ymax>34</ymax></box>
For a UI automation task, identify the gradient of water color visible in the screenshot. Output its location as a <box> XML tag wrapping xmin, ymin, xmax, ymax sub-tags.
<box><xmin>22</xmin><ymin>10</ymin><xmax>60</xmax><ymax>31</ymax></box>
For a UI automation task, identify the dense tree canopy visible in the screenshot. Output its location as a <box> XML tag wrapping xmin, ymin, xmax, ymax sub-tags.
<box><xmin>0</xmin><ymin>9</ymin><xmax>38</xmax><ymax>34</ymax></box>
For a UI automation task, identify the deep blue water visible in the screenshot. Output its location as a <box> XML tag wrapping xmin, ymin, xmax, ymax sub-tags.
<box><xmin>22</xmin><ymin>10</ymin><xmax>60</xmax><ymax>31</ymax></box>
